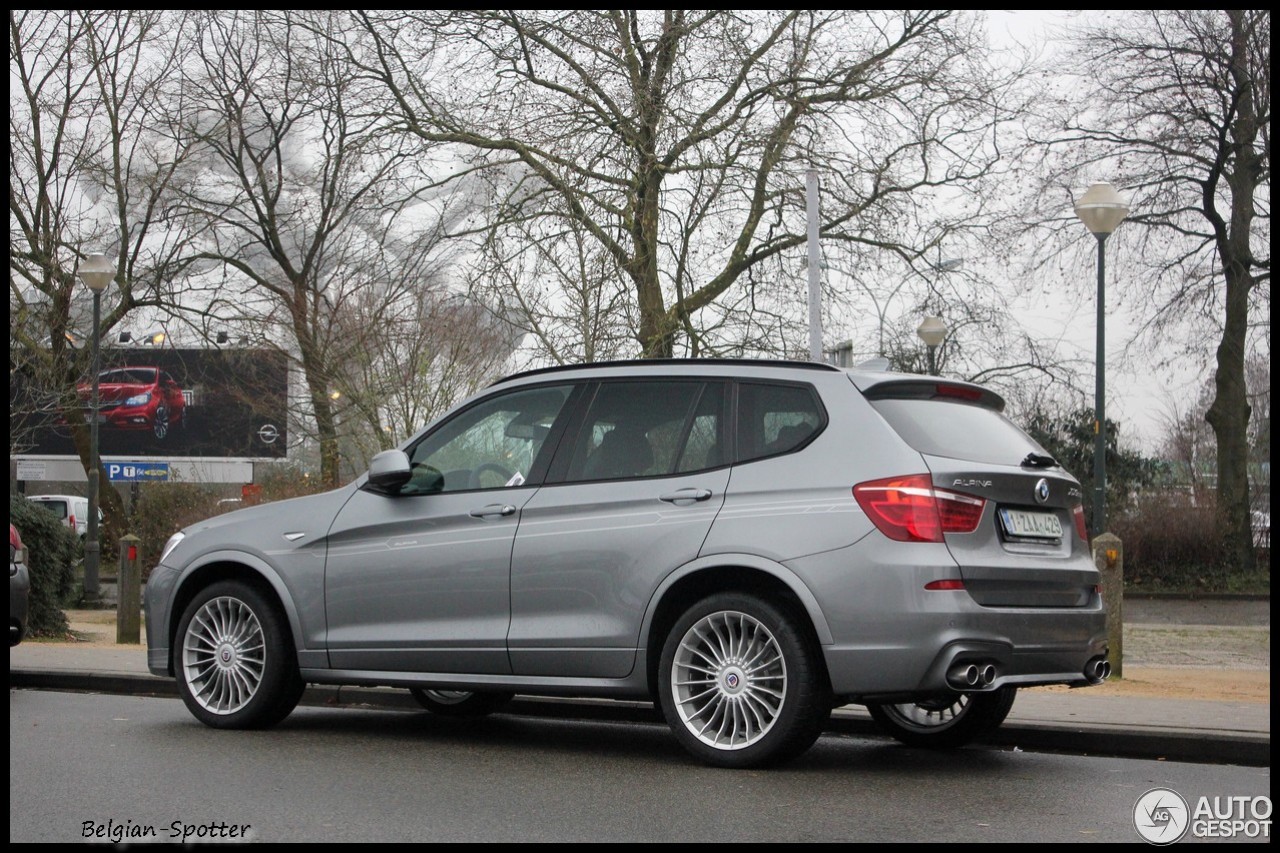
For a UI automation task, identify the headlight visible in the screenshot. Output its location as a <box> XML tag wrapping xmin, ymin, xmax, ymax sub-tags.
<box><xmin>124</xmin><ymin>392</ymin><xmax>152</xmax><ymax>406</ymax></box>
<box><xmin>159</xmin><ymin>532</ymin><xmax>185</xmax><ymax>564</ymax></box>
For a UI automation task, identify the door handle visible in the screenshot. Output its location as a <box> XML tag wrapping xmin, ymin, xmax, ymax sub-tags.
<box><xmin>659</xmin><ymin>488</ymin><xmax>713</xmax><ymax>505</ymax></box>
<box><xmin>469</xmin><ymin>504</ymin><xmax>517</xmax><ymax>519</ymax></box>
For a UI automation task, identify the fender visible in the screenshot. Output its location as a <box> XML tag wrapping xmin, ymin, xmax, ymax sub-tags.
<box><xmin>168</xmin><ymin>549</ymin><xmax>324</xmax><ymax>669</ymax></box>
<box><xmin>638</xmin><ymin>551</ymin><xmax>835</xmax><ymax>648</ymax></box>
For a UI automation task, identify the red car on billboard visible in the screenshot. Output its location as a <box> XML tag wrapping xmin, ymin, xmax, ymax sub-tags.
<box><xmin>79</xmin><ymin>367</ymin><xmax>186</xmax><ymax>440</ymax></box>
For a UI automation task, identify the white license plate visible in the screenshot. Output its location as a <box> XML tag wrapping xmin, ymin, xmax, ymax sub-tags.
<box><xmin>999</xmin><ymin>508</ymin><xmax>1063</xmax><ymax>539</ymax></box>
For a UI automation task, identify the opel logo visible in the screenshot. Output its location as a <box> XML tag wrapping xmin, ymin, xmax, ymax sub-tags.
<box><xmin>258</xmin><ymin>424</ymin><xmax>279</xmax><ymax>444</ymax></box>
<box><xmin>1034</xmin><ymin>478</ymin><xmax>1050</xmax><ymax>505</ymax></box>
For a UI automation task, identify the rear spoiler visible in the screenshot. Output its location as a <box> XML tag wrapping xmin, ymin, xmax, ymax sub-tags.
<box><xmin>856</xmin><ymin>378</ymin><xmax>1005</xmax><ymax>412</ymax></box>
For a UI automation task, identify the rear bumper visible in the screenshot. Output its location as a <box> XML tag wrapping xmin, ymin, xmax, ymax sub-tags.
<box><xmin>786</xmin><ymin>539</ymin><xmax>1107</xmax><ymax>700</ymax></box>
<box><xmin>822</xmin><ymin>611</ymin><xmax>1108</xmax><ymax>701</ymax></box>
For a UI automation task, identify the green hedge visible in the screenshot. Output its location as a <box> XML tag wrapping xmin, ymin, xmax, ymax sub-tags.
<box><xmin>9</xmin><ymin>494</ymin><xmax>77</xmax><ymax>636</ymax></box>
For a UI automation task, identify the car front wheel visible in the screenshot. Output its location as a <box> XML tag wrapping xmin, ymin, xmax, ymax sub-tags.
<box><xmin>175</xmin><ymin>580</ymin><xmax>303</xmax><ymax>729</ymax></box>
<box><xmin>658</xmin><ymin>593</ymin><xmax>830</xmax><ymax>768</ymax></box>
<box><xmin>867</xmin><ymin>686</ymin><xmax>1016</xmax><ymax>749</ymax></box>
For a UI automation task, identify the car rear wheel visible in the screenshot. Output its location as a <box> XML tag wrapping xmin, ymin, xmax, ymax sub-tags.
<box><xmin>408</xmin><ymin>689</ymin><xmax>514</xmax><ymax>717</ymax></box>
<box><xmin>658</xmin><ymin>593</ymin><xmax>830</xmax><ymax>768</ymax></box>
<box><xmin>867</xmin><ymin>686</ymin><xmax>1016</xmax><ymax>749</ymax></box>
<box><xmin>175</xmin><ymin>580</ymin><xmax>303</xmax><ymax>729</ymax></box>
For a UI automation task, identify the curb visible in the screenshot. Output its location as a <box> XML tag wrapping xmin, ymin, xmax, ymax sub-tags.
<box><xmin>10</xmin><ymin>669</ymin><xmax>1269</xmax><ymax>768</ymax></box>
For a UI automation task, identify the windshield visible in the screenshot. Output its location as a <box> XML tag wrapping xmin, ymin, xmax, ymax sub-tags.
<box><xmin>99</xmin><ymin>368</ymin><xmax>157</xmax><ymax>383</ymax></box>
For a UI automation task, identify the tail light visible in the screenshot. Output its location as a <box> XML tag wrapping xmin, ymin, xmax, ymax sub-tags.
<box><xmin>853</xmin><ymin>474</ymin><xmax>986</xmax><ymax>543</ymax></box>
<box><xmin>68</xmin><ymin>513</ymin><xmax>77</xmax><ymax>532</ymax></box>
<box><xmin>1072</xmin><ymin>505</ymin><xmax>1088</xmax><ymax>543</ymax></box>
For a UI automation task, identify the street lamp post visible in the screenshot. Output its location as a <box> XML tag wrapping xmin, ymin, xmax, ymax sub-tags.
<box><xmin>1073</xmin><ymin>182</ymin><xmax>1130</xmax><ymax>537</ymax></box>
<box><xmin>916</xmin><ymin>316</ymin><xmax>947</xmax><ymax>375</ymax></box>
<box><xmin>76</xmin><ymin>252</ymin><xmax>116</xmax><ymax>600</ymax></box>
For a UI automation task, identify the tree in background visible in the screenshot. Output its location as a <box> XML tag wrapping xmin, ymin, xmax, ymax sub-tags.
<box><xmin>169</xmin><ymin>10</ymin><xmax>481</xmax><ymax>487</ymax></box>
<box><xmin>1023</xmin><ymin>405</ymin><xmax>1161</xmax><ymax>530</ymax></box>
<box><xmin>351</xmin><ymin>10</ymin><xmax>1025</xmax><ymax>359</ymax></box>
<box><xmin>9</xmin><ymin>10</ymin><xmax>199</xmax><ymax>540</ymax></box>
<box><xmin>1034</xmin><ymin>10</ymin><xmax>1269</xmax><ymax>571</ymax></box>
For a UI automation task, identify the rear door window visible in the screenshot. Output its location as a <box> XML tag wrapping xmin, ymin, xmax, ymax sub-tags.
<box><xmin>560</xmin><ymin>381</ymin><xmax>727</xmax><ymax>482</ymax></box>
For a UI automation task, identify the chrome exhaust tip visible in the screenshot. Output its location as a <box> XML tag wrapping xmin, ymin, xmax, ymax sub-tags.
<box><xmin>980</xmin><ymin>664</ymin><xmax>997</xmax><ymax>686</ymax></box>
<box><xmin>1084</xmin><ymin>657</ymin><xmax>1111</xmax><ymax>683</ymax></box>
<box><xmin>948</xmin><ymin>663</ymin><xmax>981</xmax><ymax>688</ymax></box>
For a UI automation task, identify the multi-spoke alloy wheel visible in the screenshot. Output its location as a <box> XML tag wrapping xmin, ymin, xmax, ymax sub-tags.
<box><xmin>670</xmin><ymin>610</ymin><xmax>786</xmax><ymax>750</ymax></box>
<box><xmin>409</xmin><ymin>688</ymin><xmax>514</xmax><ymax>717</ymax></box>
<box><xmin>175</xmin><ymin>581</ymin><xmax>303</xmax><ymax>729</ymax></box>
<box><xmin>659</xmin><ymin>593</ymin><xmax>830</xmax><ymax>768</ymax></box>
<box><xmin>868</xmin><ymin>686</ymin><xmax>1016</xmax><ymax>749</ymax></box>
<box><xmin>183</xmin><ymin>596</ymin><xmax>264</xmax><ymax>715</ymax></box>
<box><xmin>153</xmin><ymin>406</ymin><xmax>169</xmax><ymax>440</ymax></box>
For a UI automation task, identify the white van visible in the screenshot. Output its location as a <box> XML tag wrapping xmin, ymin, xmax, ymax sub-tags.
<box><xmin>26</xmin><ymin>494</ymin><xmax>92</xmax><ymax>537</ymax></box>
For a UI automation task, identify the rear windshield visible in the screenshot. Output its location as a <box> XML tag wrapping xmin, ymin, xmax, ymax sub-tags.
<box><xmin>870</xmin><ymin>399</ymin><xmax>1047</xmax><ymax>466</ymax></box>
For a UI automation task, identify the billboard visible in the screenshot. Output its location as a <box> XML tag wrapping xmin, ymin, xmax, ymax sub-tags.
<box><xmin>11</xmin><ymin>348</ymin><xmax>288</xmax><ymax>460</ymax></box>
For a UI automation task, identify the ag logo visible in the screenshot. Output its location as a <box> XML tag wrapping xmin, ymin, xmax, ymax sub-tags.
<box><xmin>1134</xmin><ymin>787</ymin><xmax>1190</xmax><ymax>845</ymax></box>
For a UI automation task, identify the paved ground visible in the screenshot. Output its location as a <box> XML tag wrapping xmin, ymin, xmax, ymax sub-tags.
<box><xmin>10</xmin><ymin>594</ymin><xmax>1271</xmax><ymax>767</ymax></box>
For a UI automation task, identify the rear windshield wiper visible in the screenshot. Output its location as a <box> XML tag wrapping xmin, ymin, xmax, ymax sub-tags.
<box><xmin>1020</xmin><ymin>452</ymin><xmax>1059</xmax><ymax>469</ymax></box>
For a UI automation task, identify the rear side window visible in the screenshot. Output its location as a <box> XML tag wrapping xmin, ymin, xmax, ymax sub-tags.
<box><xmin>870</xmin><ymin>399</ymin><xmax>1047</xmax><ymax>465</ymax></box>
<box><xmin>736</xmin><ymin>382</ymin><xmax>825</xmax><ymax>463</ymax></box>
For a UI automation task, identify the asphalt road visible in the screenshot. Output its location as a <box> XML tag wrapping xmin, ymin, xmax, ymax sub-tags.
<box><xmin>10</xmin><ymin>690</ymin><xmax>1271</xmax><ymax>843</ymax></box>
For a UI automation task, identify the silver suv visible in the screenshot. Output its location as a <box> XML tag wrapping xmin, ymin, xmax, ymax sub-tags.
<box><xmin>145</xmin><ymin>360</ymin><xmax>1107</xmax><ymax>767</ymax></box>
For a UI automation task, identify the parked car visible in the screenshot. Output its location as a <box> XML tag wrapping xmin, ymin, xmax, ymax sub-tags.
<box><xmin>145</xmin><ymin>360</ymin><xmax>1107</xmax><ymax>767</ymax></box>
<box><xmin>11</xmin><ymin>523</ymin><xmax>30</xmax><ymax>646</ymax></box>
<box><xmin>78</xmin><ymin>366</ymin><xmax>186</xmax><ymax>440</ymax></box>
<box><xmin>26</xmin><ymin>494</ymin><xmax>91</xmax><ymax>538</ymax></box>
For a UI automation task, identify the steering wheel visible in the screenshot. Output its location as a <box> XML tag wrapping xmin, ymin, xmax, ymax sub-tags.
<box><xmin>468</xmin><ymin>462</ymin><xmax>515</xmax><ymax>490</ymax></box>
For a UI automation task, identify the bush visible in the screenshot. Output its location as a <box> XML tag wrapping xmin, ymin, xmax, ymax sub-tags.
<box><xmin>132</xmin><ymin>484</ymin><xmax>223</xmax><ymax>581</ymax></box>
<box><xmin>1111</xmin><ymin>492</ymin><xmax>1243</xmax><ymax>590</ymax></box>
<box><xmin>10</xmin><ymin>494</ymin><xmax>77</xmax><ymax>636</ymax></box>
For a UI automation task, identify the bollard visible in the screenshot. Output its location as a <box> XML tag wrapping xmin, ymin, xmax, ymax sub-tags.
<box><xmin>1092</xmin><ymin>532</ymin><xmax>1123</xmax><ymax>679</ymax></box>
<box><xmin>117</xmin><ymin>535</ymin><xmax>142</xmax><ymax>644</ymax></box>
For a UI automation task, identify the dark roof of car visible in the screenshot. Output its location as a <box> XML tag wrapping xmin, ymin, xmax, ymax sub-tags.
<box><xmin>494</xmin><ymin>358</ymin><xmax>842</xmax><ymax>386</ymax></box>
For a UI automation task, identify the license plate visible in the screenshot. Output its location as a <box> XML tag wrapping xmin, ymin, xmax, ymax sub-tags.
<box><xmin>999</xmin><ymin>508</ymin><xmax>1063</xmax><ymax>540</ymax></box>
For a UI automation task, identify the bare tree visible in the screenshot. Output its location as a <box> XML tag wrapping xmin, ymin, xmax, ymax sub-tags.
<box><xmin>169</xmin><ymin>10</ymin><xmax>472</xmax><ymax>487</ymax></box>
<box><xmin>1028</xmin><ymin>10</ymin><xmax>1269</xmax><ymax>570</ymax></box>
<box><xmin>332</xmin><ymin>290</ymin><xmax>517</xmax><ymax>477</ymax></box>
<box><xmin>9</xmin><ymin>9</ymin><xmax>197</xmax><ymax>535</ymax></box>
<box><xmin>350</xmin><ymin>10</ymin><xmax>1023</xmax><ymax>358</ymax></box>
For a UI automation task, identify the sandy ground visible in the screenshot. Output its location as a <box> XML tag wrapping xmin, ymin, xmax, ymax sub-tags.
<box><xmin>43</xmin><ymin>604</ymin><xmax>1272</xmax><ymax>705</ymax></box>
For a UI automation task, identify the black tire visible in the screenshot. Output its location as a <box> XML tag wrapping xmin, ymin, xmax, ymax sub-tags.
<box><xmin>153</xmin><ymin>405</ymin><xmax>170</xmax><ymax>440</ymax></box>
<box><xmin>657</xmin><ymin>592</ymin><xmax>831</xmax><ymax>769</ymax></box>
<box><xmin>174</xmin><ymin>580</ymin><xmax>304</xmax><ymax>729</ymax></box>
<box><xmin>409</xmin><ymin>688</ymin><xmax>514</xmax><ymax>717</ymax></box>
<box><xmin>867</xmin><ymin>686</ymin><xmax>1017</xmax><ymax>749</ymax></box>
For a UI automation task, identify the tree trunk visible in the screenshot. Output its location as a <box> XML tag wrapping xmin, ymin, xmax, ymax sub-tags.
<box><xmin>1204</xmin><ymin>10</ymin><xmax>1259</xmax><ymax>575</ymax></box>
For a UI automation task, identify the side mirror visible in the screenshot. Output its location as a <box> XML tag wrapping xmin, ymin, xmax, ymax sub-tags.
<box><xmin>364</xmin><ymin>449</ymin><xmax>412</xmax><ymax>494</ymax></box>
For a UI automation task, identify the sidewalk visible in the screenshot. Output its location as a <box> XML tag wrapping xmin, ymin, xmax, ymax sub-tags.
<box><xmin>9</xmin><ymin>604</ymin><xmax>1270</xmax><ymax>767</ymax></box>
